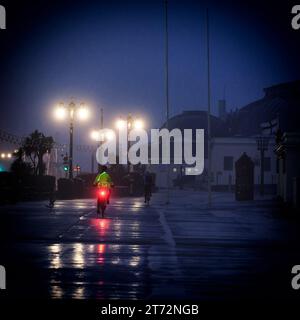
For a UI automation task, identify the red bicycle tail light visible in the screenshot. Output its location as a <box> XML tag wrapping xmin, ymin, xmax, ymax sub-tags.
<box><xmin>99</xmin><ymin>190</ymin><xmax>107</xmax><ymax>197</ymax></box>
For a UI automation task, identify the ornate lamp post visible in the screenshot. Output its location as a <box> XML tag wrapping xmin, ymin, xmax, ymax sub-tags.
<box><xmin>115</xmin><ymin>115</ymin><xmax>144</xmax><ymax>195</ymax></box>
<box><xmin>54</xmin><ymin>101</ymin><xmax>89</xmax><ymax>179</ymax></box>
<box><xmin>115</xmin><ymin>115</ymin><xmax>144</xmax><ymax>169</ymax></box>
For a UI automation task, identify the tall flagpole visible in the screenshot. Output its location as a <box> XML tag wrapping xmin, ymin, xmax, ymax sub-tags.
<box><xmin>98</xmin><ymin>107</ymin><xmax>104</xmax><ymax>172</ymax></box>
<box><xmin>206</xmin><ymin>9</ymin><xmax>212</xmax><ymax>207</ymax></box>
<box><xmin>165</xmin><ymin>0</ymin><xmax>170</xmax><ymax>204</ymax></box>
<box><xmin>100</xmin><ymin>107</ymin><xmax>104</xmax><ymax>130</ymax></box>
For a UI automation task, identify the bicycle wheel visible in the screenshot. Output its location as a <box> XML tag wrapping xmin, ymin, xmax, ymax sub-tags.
<box><xmin>101</xmin><ymin>204</ymin><xmax>106</xmax><ymax>218</ymax></box>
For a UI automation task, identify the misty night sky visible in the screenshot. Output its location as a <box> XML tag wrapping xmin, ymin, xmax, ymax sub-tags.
<box><xmin>0</xmin><ymin>0</ymin><xmax>299</xmax><ymax>170</ymax></box>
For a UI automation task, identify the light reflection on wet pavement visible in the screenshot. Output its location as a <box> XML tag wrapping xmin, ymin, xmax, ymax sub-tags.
<box><xmin>48</xmin><ymin>243</ymin><xmax>147</xmax><ymax>299</ymax></box>
<box><xmin>1</xmin><ymin>191</ymin><xmax>300</xmax><ymax>300</ymax></box>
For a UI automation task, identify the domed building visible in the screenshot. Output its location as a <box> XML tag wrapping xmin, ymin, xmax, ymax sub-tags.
<box><xmin>160</xmin><ymin>110</ymin><xmax>228</xmax><ymax>157</ymax></box>
<box><xmin>152</xmin><ymin>81</ymin><xmax>300</xmax><ymax>190</ymax></box>
<box><xmin>162</xmin><ymin>110</ymin><xmax>227</xmax><ymax>135</ymax></box>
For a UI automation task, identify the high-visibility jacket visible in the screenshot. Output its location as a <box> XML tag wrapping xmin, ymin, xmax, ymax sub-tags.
<box><xmin>94</xmin><ymin>171</ymin><xmax>113</xmax><ymax>188</ymax></box>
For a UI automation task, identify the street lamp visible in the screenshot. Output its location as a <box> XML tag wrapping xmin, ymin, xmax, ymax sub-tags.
<box><xmin>90</xmin><ymin>130</ymin><xmax>100</xmax><ymax>141</ymax></box>
<box><xmin>115</xmin><ymin>115</ymin><xmax>144</xmax><ymax>131</ymax></box>
<box><xmin>90</xmin><ymin>129</ymin><xmax>115</xmax><ymax>173</ymax></box>
<box><xmin>115</xmin><ymin>114</ymin><xmax>145</xmax><ymax>196</ymax></box>
<box><xmin>54</xmin><ymin>104</ymin><xmax>66</xmax><ymax>120</ymax></box>
<box><xmin>116</xmin><ymin>119</ymin><xmax>126</xmax><ymax>130</ymax></box>
<box><xmin>255</xmin><ymin>135</ymin><xmax>270</xmax><ymax>196</ymax></box>
<box><xmin>54</xmin><ymin>101</ymin><xmax>89</xmax><ymax>179</ymax></box>
<box><xmin>90</xmin><ymin>129</ymin><xmax>114</xmax><ymax>142</ymax></box>
<box><xmin>115</xmin><ymin>114</ymin><xmax>145</xmax><ymax>171</ymax></box>
<box><xmin>77</xmin><ymin>103</ymin><xmax>90</xmax><ymax>120</ymax></box>
<box><xmin>0</xmin><ymin>152</ymin><xmax>12</xmax><ymax>159</ymax></box>
<box><xmin>133</xmin><ymin>119</ymin><xmax>144</xmax><ymax>130</ymax></box>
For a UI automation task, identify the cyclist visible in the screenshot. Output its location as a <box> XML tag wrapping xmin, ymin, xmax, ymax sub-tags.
<box><xmin>94</xmin><ymin>165</ymin><xmax>113</xmax><ymax>204</ymax></box>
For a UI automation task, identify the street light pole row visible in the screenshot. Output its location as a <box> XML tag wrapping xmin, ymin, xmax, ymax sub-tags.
<box><xmin>0</xmin><ymin>152</ymin><xmax>13</xmax><ymax>159</ymax></box>
<box><xmin>91</xmin><ymin>115</ymin><xmax>144</xmax><ymax>195</ymax></box>
<box><xmin>55</xmin><ymin>100</ymin><xmax>144</xmax><ymax>180</ymax></box>
<box><xmin>69</xmin><ymin>104</ymin><xmax>74</xmax><ymax>179</ymax></box>
<box><xmin>54</xmin><ymin>101</ymin><xmax>89</xmax><ymax>179</ymax></box>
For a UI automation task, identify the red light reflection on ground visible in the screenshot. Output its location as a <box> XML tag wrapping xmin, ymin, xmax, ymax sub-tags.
<box><xmin>90</xmin><ymin>218</ymin><xmax>111</xmax><ymax>237</ymax></box>
<box><xmin>97</xmin><ymin>243</ymin><xmax>106</xmax><ymax>265</ymax></box>
<box><xmin>98</xmin><ymin>244</ymin><xmax>105</xmax><ymax>254</ymax></box>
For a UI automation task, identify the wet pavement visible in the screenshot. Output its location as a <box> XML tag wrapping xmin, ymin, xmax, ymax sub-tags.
<box><xmin>0</xmin><ymin>190</ymin><xmax>300</xmax><ymax>300</ymax></box>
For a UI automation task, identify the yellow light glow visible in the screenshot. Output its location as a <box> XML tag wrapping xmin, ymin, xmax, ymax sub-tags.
<box><xmin>54</xmin><ymin>106</ymin><xmax>66</xmax><ymax>120</ymax></box>
<box><xmin>77</xmin><ymin>106</ymin><xmax>89</xmax><ymax>120</ymax></box>
<box><xmin>7</xmin><ymin>153</ymin><xmax>12</xmax><ymax>158</ymax></box>
<box><xmin>90</xmin><ymin>130</ymin><xmax>100</xmax><ymax>141</ymax></box>
<box><xmin>105</xmin><ymin>130</ymin><xmax>114</xmax><ymax>141</ymax></box>
<box><xmin>133</xmin><ymin>119</ymin><xmax>144</xmax><ymax>130</ymax></box>
<box><xmin>1</xmin><ymin>153</ymin><xmax>5</xmax><ymax>158</ymax></box>
<box><xmin>116</xmin><ymin>119</ymin><xmax>126</xmax><ymax>130</ymax></box>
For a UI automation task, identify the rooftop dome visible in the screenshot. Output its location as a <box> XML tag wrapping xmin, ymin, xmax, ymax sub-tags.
<box><xmin>161</xmin><ymin>110</ymin><xmax>228</xmax><ymax>137</ymax></box>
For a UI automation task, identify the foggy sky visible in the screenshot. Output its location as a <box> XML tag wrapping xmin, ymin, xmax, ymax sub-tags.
<box><xmin>0</xmin><ymin>0</ymin><xmax>299</xmax><ymax>170</ymax></box>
